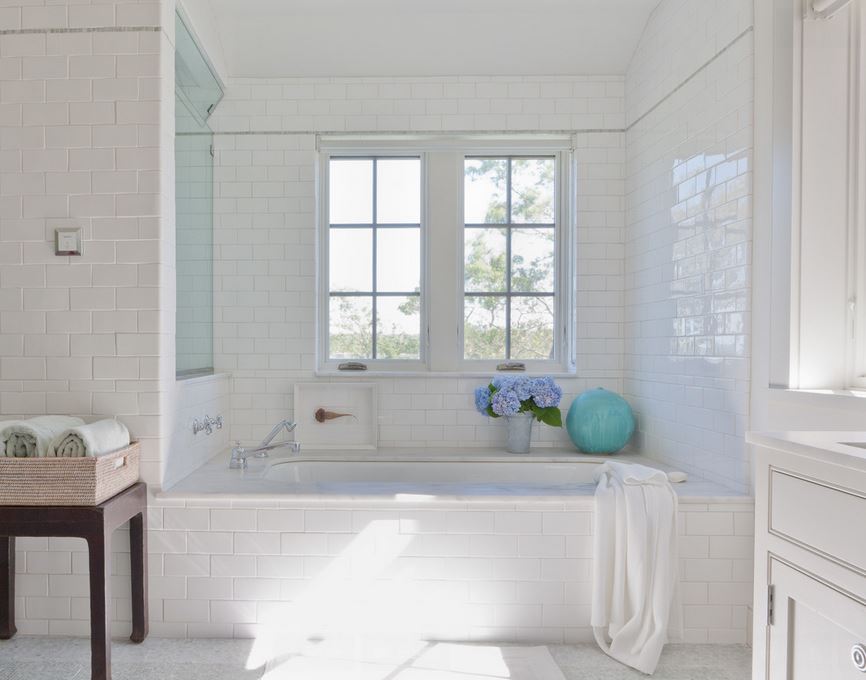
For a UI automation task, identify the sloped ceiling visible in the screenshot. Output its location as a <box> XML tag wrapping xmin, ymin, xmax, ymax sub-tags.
<box><xmin>180</xmin><ymin>0</ymin><xmax>660</xmax><ymax>79</ymax></box>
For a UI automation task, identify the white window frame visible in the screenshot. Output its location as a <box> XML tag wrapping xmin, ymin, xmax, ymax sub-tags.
<box><xmin>458</xmin><ymin>152</ymin><xmax>572</xmax><ymax>373</ymax></box>
<box><xmin>316</xmin><ymin>136</ymin><xmax>576</xmax><ymax>376</ymax></box>
<box><xmin>317</xmin><ymin>150</ymin><xmax>429</xmax><ymax>373</ymax></box>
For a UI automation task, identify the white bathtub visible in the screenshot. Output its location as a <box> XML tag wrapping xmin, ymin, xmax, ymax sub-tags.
<box><xmin>149</xmin><ymin>449</ymin><xmax>750</xmax><ymax>646</ymax></box>
<box><xmin>266</xmin><ymin>457</ymin><xmax>598</xmax><ymax>490</ymax></box>
<box><xmin>165</xmin><ymin>449</ymin><xmax>731</xmax><ymax>499</ymax></box>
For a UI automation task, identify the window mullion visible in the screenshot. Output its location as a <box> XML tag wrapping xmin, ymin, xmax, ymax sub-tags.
<box><xmin>426</xmin><ymin>151</ymin><xmax>461</xmax><ymax>371</ymax></box>
<box><xmin>505</xmin><ymin>158</ymin><xmax>512</xmax><ymax>360</ymax></box>
<box><xmin>371</xmin><ymin>157</ymin><xmax>378</xmax><ymax>360</ymax></box>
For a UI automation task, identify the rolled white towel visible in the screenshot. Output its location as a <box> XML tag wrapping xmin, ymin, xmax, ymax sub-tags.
<box><xmin>0</xmin><ymin>420</ymin><xmax>20</xmax><ymax>457</ymax></box>
<box><xmin>50</xmin><ymin>419</ymin><xmax>130</xmax><ymax>458</ymax></box>
<box><xmin>3</xmin><ymin>416</ymin><xmax>85</xmax><ymax>458</ymax></box>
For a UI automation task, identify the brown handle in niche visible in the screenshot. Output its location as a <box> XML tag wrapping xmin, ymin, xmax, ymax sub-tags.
<box><xmin>314</xmin><ymin>408</ymin><xmax>356</xmax><ymax>423</ymax></box>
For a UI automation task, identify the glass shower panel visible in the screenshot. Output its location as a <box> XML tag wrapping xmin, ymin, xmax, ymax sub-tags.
<box><xmin>175</xmin><ymin>11</ymin><xmax>222</xmax><ymax>378</ymax></box>
<box><xmin>175</xmin><ymin>97</ymin><xmax>214</xmax><ymax>376</ymax></box>
<box><xmin>175</xmin><ymin>12</ymin><xmax>223</xmax><ymax>123</ymax></box>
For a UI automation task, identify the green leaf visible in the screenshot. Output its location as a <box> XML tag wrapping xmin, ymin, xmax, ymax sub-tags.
<box><xmin>535</xmin><ymin>407</ymin><xmax>562</xmax><ymax>428</ymax></box>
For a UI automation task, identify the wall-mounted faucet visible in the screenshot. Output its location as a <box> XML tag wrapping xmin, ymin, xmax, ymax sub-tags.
<box><xmin>229</xmin><ymin>419</ymin><xmax>300</xmax><ymax>469</ymax></box>
<box><xmin>193</xmin><ymin>415</ymin><xmax>223</xmax><ymax>436</ymax></box>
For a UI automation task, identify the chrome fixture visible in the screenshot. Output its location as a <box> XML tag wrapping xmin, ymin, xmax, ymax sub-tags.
<box><xmin>229</xmin><ymin>419</ymin><xmax>300</xmax><ymax>469</ymax></box>
<box><xmin>193</xmin><ymin>414</ymin><xmax>223</xmax><ymax>435</ymax></box>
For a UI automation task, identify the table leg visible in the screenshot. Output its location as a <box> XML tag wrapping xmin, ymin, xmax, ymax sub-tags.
<box><xmin>0</xmin><ymin>536</ymin><xmax>15</xmax><ymax>639</ymax></box>
<box><xmin>129</xmin><ymin>512</ymin><xmax>148</xmax><ymax>643</ymax></box>
<box><xmin>87</xmin><ymin>528</ymin><xmax>112</xmax><ymax>680</ymax></box>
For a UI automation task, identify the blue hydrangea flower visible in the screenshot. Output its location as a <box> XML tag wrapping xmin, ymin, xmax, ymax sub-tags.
<box><xmin>474</xmin><ymin>386</ymin><xmax>491</xmax><ymax>414</ymax></box>
<box><xmin>513</xmin><ymin>376</ymin><xmax>533</xmax><ymax>401</ymax></box>
<box><xmin>491</xmin><ymin>376</ymin><xmax>513</xmax><ymax>391</ymax></box>
<box><xmin>491</xmin><ymin>387</ymin><xmax>522</xmax><ymax>416</ymax></box>
<box><xmin>531</xmin><ymin>377</ymin><xmax>562</xmax><ymax>408</ymax></box>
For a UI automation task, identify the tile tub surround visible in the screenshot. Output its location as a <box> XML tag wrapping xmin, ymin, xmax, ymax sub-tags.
<box><xmin>623</xmin><ymin>0</ymin><xmax>755</xmax><ymax>493</ymax></box>
<box><xmin>11</xmin><ymin>479</ymin><xmax>754</xmax><ymax>645</ymax></box>
<box><xmin>208</xmin><ymin>77</ymin><xmax>626</xmax><ymax>454</ymax></box>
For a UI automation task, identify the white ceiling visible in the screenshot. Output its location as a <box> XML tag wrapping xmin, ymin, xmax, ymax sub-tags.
<box><xmin>181</xmin><ymin>0</ymin><xmax>660</xmax><ymax>80</ymax></box>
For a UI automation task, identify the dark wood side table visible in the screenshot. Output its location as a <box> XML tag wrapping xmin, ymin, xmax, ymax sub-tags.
<box><xmin>0</xmin><ymin>482</ymin><xmax>148</xmax><ymax>680</ymax></box>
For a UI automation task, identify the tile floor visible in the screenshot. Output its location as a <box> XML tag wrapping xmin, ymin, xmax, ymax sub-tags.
<box><xmin>0</xmin><ymin>637</ymin><xmax>751</xmax><ymax>679</ymax></box>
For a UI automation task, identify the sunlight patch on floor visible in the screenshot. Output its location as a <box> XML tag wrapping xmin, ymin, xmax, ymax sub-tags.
<box><xmin>262</xmin><ymin>640</ymin><xmax>566</xmax><ymax>680</ymax></box>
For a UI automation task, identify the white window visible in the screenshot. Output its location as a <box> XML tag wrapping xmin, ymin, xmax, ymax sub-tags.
<box><xmin>324</xmin><ymin>156</ymin><xmax>424</xmax><ymax>369</ymax></box>
<box><xmin>462</xmin><ymin>156</ymin><xmax>558</xmax><ymax>364</ymax></box>
<box><xmin>317</xmin><ymin>139</ymin><xmax>574</xmax><ymax>375</ymax></box>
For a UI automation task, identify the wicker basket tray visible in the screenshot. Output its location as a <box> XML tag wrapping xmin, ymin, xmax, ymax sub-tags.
<box><xmin>0</xmin><ymin>442</ymin><xmax>140</xmax><ymax>506</ymax></box>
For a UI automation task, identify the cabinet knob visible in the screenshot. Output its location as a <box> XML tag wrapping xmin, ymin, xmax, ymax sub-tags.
<box><xmin>852</xmin><ymin>644</ymin><xmax>866</xmax><ymax>672</ymax></box>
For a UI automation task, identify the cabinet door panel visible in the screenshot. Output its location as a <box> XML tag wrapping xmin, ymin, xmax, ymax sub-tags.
<box><xmin>769</xmin><ymin>560</ymin><xmax>866</xmax><ymax>680</ymax></box>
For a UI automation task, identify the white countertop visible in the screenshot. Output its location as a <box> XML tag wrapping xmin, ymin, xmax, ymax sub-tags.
<box><xmin>159</xmin><ymin>447</ymin><xmax>748</xmax><ymax>502</ymax></box>
<box><xmin>747</xmin><ymin>431</ymin><xmax>866</xmax><ymax>470</ymax></box>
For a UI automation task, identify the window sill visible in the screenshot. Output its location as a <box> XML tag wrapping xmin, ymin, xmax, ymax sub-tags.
<box><xmin>768</xmin><ymin>386</ymin><xmax>866</xmax><ymax>407</ymax></box>
<box><xmin>314</xmin><ymin>370</ymin><xmax>579</xmax><ymax>379</ymax></box>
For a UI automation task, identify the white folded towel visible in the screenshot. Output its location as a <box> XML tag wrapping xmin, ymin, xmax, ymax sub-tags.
<box><xmin>0</xmin><ymin>420</ymin><xmax>20</xmax><ymax>457</ymax></box>
<box><xmin>591</xmin><ymin>461</ymin><xmax>682</xmax><ymax>675</ymax></box>
<box><xmin>2</xmin><ymin>416</ymin><xmax>85</xmax><ymax>458</ymax></box>
<box><xmin>49</xmin><ymin>419</ymin><xmax>130</xmax><ymax>458</ymax></box>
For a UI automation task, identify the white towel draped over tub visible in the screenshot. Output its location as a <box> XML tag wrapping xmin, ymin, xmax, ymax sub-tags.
<box><xmin>1</xmin><ymin>416</ymin><xmax>85</xmax><ymax>458</ymax></box>
<box><xmin>49</xmin><ymin>419</ymin><xmax>130</xmax><ymax>458</ymax></box>
<box><xmin>591</xmin><ymin>461</ymin><xmax>682</xmax><ymax>675</ymax></box>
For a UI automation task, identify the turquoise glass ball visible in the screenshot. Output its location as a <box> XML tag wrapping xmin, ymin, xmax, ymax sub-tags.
<box><xmin>566</xmin><ymin>387</ymin><xmax>635</xmax><ymax>454</ymax></box>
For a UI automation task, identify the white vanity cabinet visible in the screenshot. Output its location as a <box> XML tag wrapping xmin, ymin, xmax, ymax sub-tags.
<box><xmin>749</xmin><ymin>433</ymin><xmax>866</xmax><ymax>680</ymax></box>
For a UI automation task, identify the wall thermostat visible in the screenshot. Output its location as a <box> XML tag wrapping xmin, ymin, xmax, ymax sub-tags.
<box><xmin>55</xmin><ymin>228</ymin><xmax>82</xmax><ymax>256</ymax></box>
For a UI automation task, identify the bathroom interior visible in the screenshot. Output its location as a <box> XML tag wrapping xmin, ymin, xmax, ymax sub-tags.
<box><xmin>0</xmin><ymin>0</ymin><xmax>864</xmax><ymax>678</ymax></box>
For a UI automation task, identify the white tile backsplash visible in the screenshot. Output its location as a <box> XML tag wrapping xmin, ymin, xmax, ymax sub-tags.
<box><xmin>209</xmin><ymin>78</ymin><xmax>626</xmax><ymax>449</ymax></box>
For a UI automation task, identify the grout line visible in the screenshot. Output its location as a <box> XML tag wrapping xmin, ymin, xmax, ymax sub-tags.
<box><xmin>625</xmin><ymin>25</ymin><xmax>754</xmax><ymax>131</ymax></box>
<box><xmin>0</xmin><ymin>25</ymin><xmax>161</xmax><ymax>35</ymax></box>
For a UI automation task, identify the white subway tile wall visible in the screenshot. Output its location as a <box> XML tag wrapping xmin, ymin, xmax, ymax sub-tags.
<box><xmin>1</xmin><ymin>0</ymin><xmax>759</xmax><ymax>646</ymax></box>
<box><xmin>13</xmin><ymin>495</ymin><xmax>754</xmax><ymax>643</ymax></box>
<box><xmin>208</xmin><ymin>78</ymin><xmax>626</xmax><ymax>448</ymax></box>
<box><xmin>0</xmin><ymin>0</ymin><xmax>170</xmax><ymax>483</ymax></box>
<box><xmin>623</xmin><ymin>0</ymin><xmax>755</xmax><ymax>493</ymax></box>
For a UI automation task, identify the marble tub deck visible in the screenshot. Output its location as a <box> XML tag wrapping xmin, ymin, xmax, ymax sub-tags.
<box><xmin>0</xmin><ymin>637</ymin><xmax>751</xmax><ymax>679</ymax></box>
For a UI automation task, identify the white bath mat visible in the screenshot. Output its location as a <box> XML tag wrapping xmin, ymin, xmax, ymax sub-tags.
<box><xmin>262</xmin><ymin>640</ymin><xmax>567</xmax><ymax>680</ymax></box>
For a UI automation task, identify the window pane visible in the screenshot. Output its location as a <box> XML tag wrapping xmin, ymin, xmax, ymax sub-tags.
<box><xmin>511</xmin><ymin>227</ymin><xmax>555</xmax><ymax>293</ymax></box>
<box><xmin>464</xmin><ymin>228</ymin><xmax>507</xmax><ymax>293</ymax></box>
<box><xmin>330</xmin><ymin>228</ymin><xmax>372</xmax><ymax>292</ymax></box>
<box><xmin>377</xmin><ymin>228</ymin><xmax>420</xmax><ymax>293</ymax></box>
<box><xmin>511</xmin><ymin>158</ymin><xmax>555</xmax><ymax>224</ymax></box>
<box><xmin>464</xmin><ymin>158</ymin><xmax>507</xmax><ymax>224</ymax></box>
<box><xmin>329</xmin><ymin>159</ymin><xmax>373</xmax><ymax>224</ymax></box>
<box><xmin>464</xmin><ymin>295</ymin><xmax>506</xmax><ymax>359</ymax></box>
<box><xmin>377</xmin><ymin>158</ymin><xmax>421</xmax><ymax>224</ymax></box>
<box><xmin>329</xmin><ymin>295</ymin><xmax>373</xmax><ymax>359</ymax></box>
<box><xmin>511</xmin><ymin>296</ymin><xmax>555</xmax><ymax>360</ymax></box>
<box><xmin>377</xmin><ymin>296</ymin><xmax>421</xmax><ymax>359</ymax></box>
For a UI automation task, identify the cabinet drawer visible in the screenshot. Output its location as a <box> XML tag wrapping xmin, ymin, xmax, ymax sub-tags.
<box><xmin>770</xmin><ymin>470</ymin><xmax>866</xmax><ymax>574</ymax></box>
